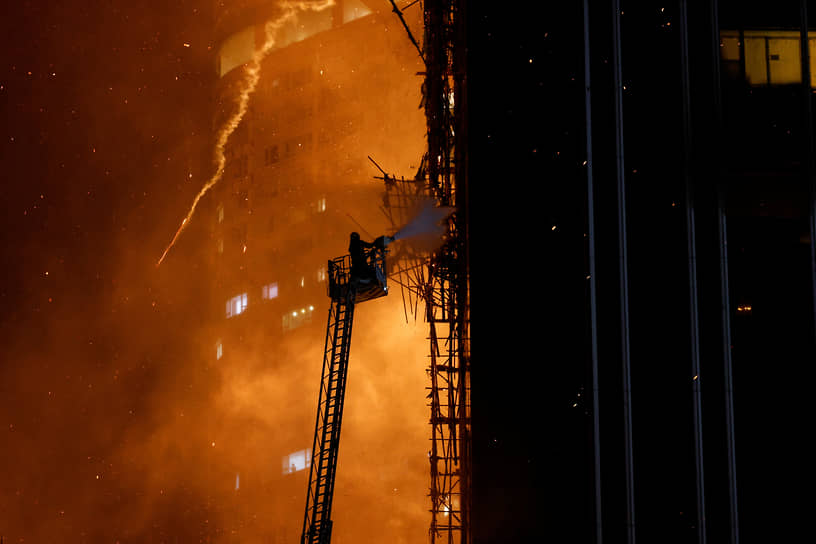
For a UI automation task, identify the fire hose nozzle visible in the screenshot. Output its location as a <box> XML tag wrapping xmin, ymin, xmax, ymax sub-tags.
<box><xmin>374</xmin><ymin>235</ymin><xmax>394</xmax><ymax>249</ymax></box>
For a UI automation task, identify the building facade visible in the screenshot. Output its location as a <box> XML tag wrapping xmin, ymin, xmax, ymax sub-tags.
<box><xmin>467</xmin><ymin>3</ymin><xmax>816</xmax><ymax>543</ymax></box>
<box><xmin>203</xmin><ymin>1</ymin><xmax>428</xmax><ymax>542</ymax></box>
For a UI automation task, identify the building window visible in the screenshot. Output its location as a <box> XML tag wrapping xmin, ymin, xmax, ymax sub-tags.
<box><xmin>226</xmin><ymin>293</ymin><xmax>248</xmax><ymax>318</ymax></box>
<box><xmin>343</xmin><ymin>1</ymin><xmax>371</xmax><ymax>23</ymax></box>
<box><xmin>231</xmin><ymin>224</ymin><xmax>247</xmax><ymax>247</ymax></box>
<box><xmin>264</xmin><ymin>145</ymin><xmax>279</xmax><ymax>166</ymax></box>
<box><xmin>218</xmin><ymin>26</ymin><xmax>255</xmax><ymax>78</ymax></box>
<box><xmin>317</xmin><ymin>265</ymin><xmax>327</xmax><ymax>283</ymax></box>
<box><xmin>262</xmin><ymin>282</ymin><xmax>278</xmax><ymax>300</ymax></box>
<box><xmin>721</xmin><ymin>30</ymin><xmax>816</xmax><ymax>87</ymax></box>
<box><xmin>312</xmin><ymin>197</ymin><xmax>327</xmax><ymax>213</ymax></box>
<box><xmin>282</xmin><ymin>448</ymin><xmax>312</xmax><ymax>475</ymax></box>
<box><xmin>216</xmin><ymin>340</ymin><xmax>223</xmax><ymax>360</ymax></box>
<box><xmin>228</xmin><ymin>154</ymin><xmax>249</xmax><ymax>179</ymax></box>
<box><xmin>282</xmin><ymin>305</ymin><xmax>315</xmax><ymax>331</ymax></box>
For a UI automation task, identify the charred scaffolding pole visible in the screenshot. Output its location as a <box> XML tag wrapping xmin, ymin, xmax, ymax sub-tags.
<box><xmin>422</xmin><ymin>1</ymin><xmax>471</xmax><ymax>543</ymax></box>
<box><xmin>382</xmin><ymin>1</ymin><xmax>470</xmax><ymax>541</ymax></box>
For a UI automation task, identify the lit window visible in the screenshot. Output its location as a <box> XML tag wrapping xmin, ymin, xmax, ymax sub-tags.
<box><xmin>216</xmin><ymin>340</ymin><xmax>223</xmax><ymax>360</ymax></box>
<box><xmin>218</xmin><ymin>26</ymin><xmax>255</xmax><ymax>78</ymax></box>
<box><xmin>721</xmin><ymin>29</ymin><xmax>816</xmax><ymax>87</ymax></box>
<box><xmin>217</xmin><ymin>203</ymin><xmax>224</xmax><ymax>223</ymax></box>
<box><xmin>262</xmin><ymin>282</ymin><xmax>278</xmax><ymax>300</ymax></box>
<box><xmin>282</xmin><ymin>305</ymin><xmax>314</xmax><ymax>331</ymax></box>
<box><xmin>226</xmin><ymin>293</ymin><xmax>248</xmax><ymax>318</ymax></box>
<box><xmin>343</xmin><ymin>0</ymin><xmax>371</xmax><ymax>24</ymax></box>
<box><xmin>312</xmin><ymin>197</ymin><xmax>327</xmax><ymax>213</ymax></box>
<box><xmin>282</xmin><ymin>448</ymin><xmax>312</xmax><ymax>475</ymax></box>
<box><xmin>317</xmin><ymin>266</ymin><xmax>327</xmax><ymax>283</ymax></box>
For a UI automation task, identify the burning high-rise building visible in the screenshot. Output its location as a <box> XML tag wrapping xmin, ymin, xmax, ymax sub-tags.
<box><xmin>199</xmin><ymin>1</ymin><xmax>427</xmax><ymax>541</ymax></box>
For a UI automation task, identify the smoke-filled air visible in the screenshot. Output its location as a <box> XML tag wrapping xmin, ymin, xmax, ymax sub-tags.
<box><xmin>156</xmin><ymin>0</ymin><xmax>335</xmax><ymax>267</ymax></box>
<box><xmin>1</xmin><ymin>1</ymin><xmax>429</xmax><ymax>542</ymax></box>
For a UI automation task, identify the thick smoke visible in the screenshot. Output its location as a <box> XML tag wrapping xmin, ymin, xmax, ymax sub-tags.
<box><xmin>1</xmin><ymin>1</ymin><xmax>428</xmax><ymax>543</ymax></box>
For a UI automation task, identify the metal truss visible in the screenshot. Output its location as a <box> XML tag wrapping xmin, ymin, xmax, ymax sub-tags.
<box><xmin>379</xmin><ymin>0</ymin><xmax>470</xmax><ymax>542</ymax></box>
<box><xmin>422</xmin><ymin>1</ymin><xmax>470</xmax><ymax>540</ymax></box>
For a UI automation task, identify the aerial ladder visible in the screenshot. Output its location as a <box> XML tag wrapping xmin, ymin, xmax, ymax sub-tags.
<box><xmin>300</xmin><ymin>235</ymin><xmax>392</xmax><ymax>544</ymax></box>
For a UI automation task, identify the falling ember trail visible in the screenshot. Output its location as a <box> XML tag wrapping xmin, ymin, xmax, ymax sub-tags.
<box><xmin>156</xmin><ymin>0</ymin><xmax>335</xmax><ymax>267</ymax></box>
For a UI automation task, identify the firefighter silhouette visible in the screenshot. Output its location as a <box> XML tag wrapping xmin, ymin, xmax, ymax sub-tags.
<box><xmin>349</xmin><ymin>232</ymin><xmax>376</xmax><ymax>284</ymax></box>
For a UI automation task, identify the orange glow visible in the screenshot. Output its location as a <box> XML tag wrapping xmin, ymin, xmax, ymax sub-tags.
<box><xmin>195</xmin><ymin>2</ymin><xmax>427</xmax><ymax>542</ymax></box>
<box><xmin>2</xmin><ymin>2</ymin><xmax>427</xmax><ymax>541</ymax></box>
<box><xmin>157</xmin><ymin>0</ymin><xmax>335</xmax><ymax>267</ymax></box>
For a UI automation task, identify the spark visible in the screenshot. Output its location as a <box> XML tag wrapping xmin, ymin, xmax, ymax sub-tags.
<box><xmin>156</xmin><ymin>0</ymin><xmax>335</xmax><ymax>267</ymax></box>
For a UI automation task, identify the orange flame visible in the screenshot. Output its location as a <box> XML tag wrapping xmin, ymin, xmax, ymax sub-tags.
<box><xmin>157</xmin><ymin>0</ymin><xmax>335</xmax><ymax>267</ymax></box>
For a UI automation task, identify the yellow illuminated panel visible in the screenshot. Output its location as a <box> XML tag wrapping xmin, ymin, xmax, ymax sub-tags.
<box><xmin>743</xmin><ymin>36</ymin><xmax>769</xmax><ymax>85</ymax></box>
<box><xmin>721</xmin><ymin>36</ymin><xmax>740</xmax><ymax>62</ymax></box>
<box><xmin>217</xmin><ymin>9</ymin><xmax>334</xmax><ymax>79</ymax></box>
<box><xmin>722</xmin><ymin>30</ymin><xmax>816</xmax><ymax>87</ymax></box>
<box><xmin>768</xmin><ymin>37</ymin><xmax>801</xmax><ymax>85</ymax></box>
<box><xmin>218</xmin><ymin>26</ymin><xmax>256</xmax><ymax>78</ymax></box>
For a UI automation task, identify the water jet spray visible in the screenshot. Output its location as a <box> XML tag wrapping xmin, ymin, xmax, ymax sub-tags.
<box><xmin>392</xmin><ymin>198</ymin><xmax>454</xmax><ymax>248</ymax></box>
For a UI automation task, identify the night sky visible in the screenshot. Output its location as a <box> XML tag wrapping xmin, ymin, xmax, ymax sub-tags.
<box><xmin>2</xmin><ymin>1</ymin><xmax>814</xmax><ymax>543</ymax></box>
